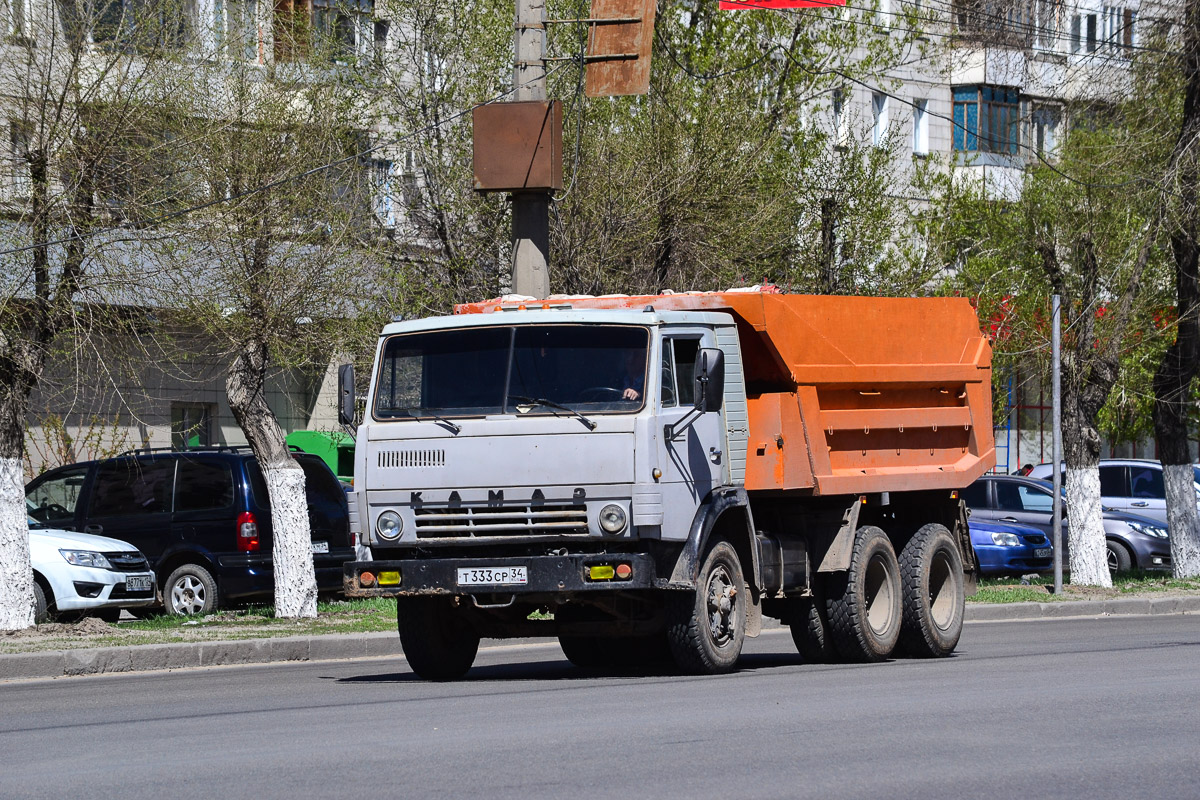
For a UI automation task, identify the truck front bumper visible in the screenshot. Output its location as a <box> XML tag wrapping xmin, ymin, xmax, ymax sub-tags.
<box><xmin>343</xmin><ymin>553</ymin><xmax>657</xmax><ymax>597</ymax></box>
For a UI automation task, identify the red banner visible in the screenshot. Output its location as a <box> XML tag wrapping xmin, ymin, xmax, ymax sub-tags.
<box><xmin>719</xmin><ymin>0</ymin><xmax>844</xmax><ymax>8</ymax></box>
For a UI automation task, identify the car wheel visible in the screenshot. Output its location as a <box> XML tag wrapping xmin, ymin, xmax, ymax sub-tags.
<box><xmin>165</xmin><ymin>564</ymin><xmax>219</xmax><ymax>615</ymax></box>
<box><xmin>1106</xmin><ymin>540</ymin><xmax>1133</xmax><ymax>574</ymax></box>
<box><xmin>33</xmin><ymin>581</ymin><xmax>51</xmax><ymax>624</ymax></box>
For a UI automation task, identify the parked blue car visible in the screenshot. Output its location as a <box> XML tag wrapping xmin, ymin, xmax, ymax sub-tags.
<box><xmin>970</xmin><ymin>520</ymin><xmax>1054</xmax><ymax>575</ymax></box>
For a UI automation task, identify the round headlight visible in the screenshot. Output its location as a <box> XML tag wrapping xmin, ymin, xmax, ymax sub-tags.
<box><xmin>599</xmin><ymin>504</ymin><xmax>628</xmax><ymax>534</ymax></box>
<box><xmin>991</xmin><ymin>532</ymin><xmax>1020</xmax><ymax>547</ymax></box>
<box><xmin>376</xmin><ymin>510</ymin><xmax>403</xmax><ymax>541</ymax></box>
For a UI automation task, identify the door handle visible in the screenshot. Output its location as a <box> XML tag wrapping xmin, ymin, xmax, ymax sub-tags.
<box><xmin>1131</xmin><ymin>501</ymin><xmax>1148</xmax><ymax>507</ymax></box>
<box><xmin>998</xmin><ymin>516</ymin><xmax>1019</xmax><ymax>523</ymax></box>
<box><xmin>84</xmin><ymin>524</ymin><xmax>104</xmax><ymax>534</ymax></box>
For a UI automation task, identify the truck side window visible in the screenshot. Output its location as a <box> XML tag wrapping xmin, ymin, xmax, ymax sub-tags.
<box><xmin>674</xmin><ymin>339</ymin><xmax>700</xmax><ymax>406</ymax></box>
<box><xmin>661</xmin><ymin>343</ymin><xmax>677</xmax><ymax>407</ymax></box>
<box><xmin>661</xmin><ymin>339</ymin><xmax>702</xmax><ymax>408</ymax></box>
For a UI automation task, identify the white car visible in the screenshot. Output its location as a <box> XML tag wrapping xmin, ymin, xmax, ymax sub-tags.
<box><xmin>28</xmin><ymin>518</ymin><xmax>156</xmax><ymax>623</ymax></box>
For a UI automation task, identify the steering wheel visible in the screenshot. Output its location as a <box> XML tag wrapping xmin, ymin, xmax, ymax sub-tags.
<box><xmin>580</xmin><ymin>386</ymin><xmax>626</xmax><ymax>401</ymax></box>
<box><xmin>33</xmin><ymin>503</ymin><xmax>68</xmax><ymax>520</ymax></box>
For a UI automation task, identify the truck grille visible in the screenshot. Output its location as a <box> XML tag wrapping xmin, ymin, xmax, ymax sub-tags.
<box><xmin>103</xmin><ymin>552</ymin><xmax>150</xmax><ymax>573</ymax></box>
<box><xmin>414</xmin><ymin>504</ymin><xmax>589</xmax><ymax>537</ymax></box>
<box><xmin>378</xmin><ymin>449</ymin><xmax>446</xmax><ymax>469</ymax></box>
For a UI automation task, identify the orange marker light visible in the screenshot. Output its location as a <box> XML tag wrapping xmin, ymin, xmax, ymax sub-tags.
<box><xmin>615</xmin><ymin>563</ymin><xmax>632</xmax><ymax>580</ymax></box>
<box><xmin>359</xmin><ymin>571</ymin><xmax>376</xmax><ymax>587</ymax></box>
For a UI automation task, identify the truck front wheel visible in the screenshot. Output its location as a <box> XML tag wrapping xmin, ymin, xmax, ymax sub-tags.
<box><xmin>826</xmin><ymin>525</ymin><xmax>902</xmax><ymax>662</ymax></box>
<box><xmin>898</xmin><ymin>523</ymin><xmax>964</xmax><ymax>658</ymax></box>
<box><xmin>397</xmin><ymin>597</ymin><xmax>480</xmax><ymax>681</ymax></box>
<box><xmin>667</xmin><ymin>539</ymin><xmax>746</xmax><ymax>674</ymax></box>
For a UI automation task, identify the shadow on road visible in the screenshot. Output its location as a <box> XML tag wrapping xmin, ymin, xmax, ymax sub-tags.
<box><xmin>336</xmin><ymin>650</ymin><xmax>809</xmax><ymax>684</ymax></box>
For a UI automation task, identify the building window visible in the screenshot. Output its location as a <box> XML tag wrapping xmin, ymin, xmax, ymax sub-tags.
<box><xmin>218</xmin><ymin>0</ymin><xmax>260</xmax><ymax>61</ymax></box>
<box><xmin>172</xmin><ymin>404</ymin><xmax>214</xmax><ymax>449</ymax></box>
<box><xmin>1030</xmin><ymin>105</ymin><xmax>1060</xmax><ymax>158</ymax></box>
<box><xmin>871</xmin><ymin>93</ymin><xmax>889</xmax><ymax>147</ymax></box>
<box><xmin>953</xmin><ymin>86</ymin><xmax>1019</xmax><ymax>155</ymax></box>
<box><xmin>1087</xmin><ymin>13</ymin><xmax>1098</xmax><ymax>51</ymax></box>
<box><xmin>93</xmin><ymin>0</ymin><xmax>196</xmax><ymax>49</ymax></box>
<box><xmin>9</xmin><ymin>123</ymin><xmax>30</xmax><ymax>198</ymax></box>
<box><xmin>832</xmin><ymin>88</ymin><xmax>848</xmax><ymax>148</ymax></box>
<box><xmin>1101</xmin><ymin>6</ymin><xmax>1136</xmax><ymax>50</ymax></box>
<box><xmin>275</xmin><ymin>0</ymin><xmax>373</xmax><ymax>62</ymax></box>
<box><xmin>912</xmin><ymin>98</ymin><xmax>929</xmax><ymax>155</ymax></box>
<box><xmin>1035</xmin><ymin>0</ymin><xmax>1062</xmax><ymax>50</ymax></box>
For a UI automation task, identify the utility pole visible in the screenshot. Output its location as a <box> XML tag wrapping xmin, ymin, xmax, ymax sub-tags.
<box><xmin>512</xmin><ymin>0</ymin><xmax>551</xmax><ymax>299</ymax></box>
<box><xmin>1052</xmin><ymin>294</ymin><xmax>1063</xmax><ymax>594</ymax></box>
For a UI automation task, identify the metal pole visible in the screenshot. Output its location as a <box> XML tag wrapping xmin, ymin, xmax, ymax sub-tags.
<box><xmin>512</xmin><ymin>0</ymin><xmax>550</xmax><ymax>299</ymax></box>
<box><xmin>1052</xmin><ymin>294</ymin><xmax>1063</xmax><ymax>594</ymax></box>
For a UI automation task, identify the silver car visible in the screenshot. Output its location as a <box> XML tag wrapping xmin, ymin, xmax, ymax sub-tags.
<box><xmin>1027</xmin><ymin>459</ymin><xmax>1200</xmax><ymax>526</ymax></box>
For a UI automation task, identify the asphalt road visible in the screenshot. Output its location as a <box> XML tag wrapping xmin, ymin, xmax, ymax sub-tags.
<box><xmin>3</xmin><ymin>616</ymin><xmax>1200</xmax><ymax>800</ymax></box>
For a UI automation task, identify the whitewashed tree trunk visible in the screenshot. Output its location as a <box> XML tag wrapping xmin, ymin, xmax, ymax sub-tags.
<box><xmin>1066</xmin><ymin>467</ymin><xmax>1112</xmax><ymax>587</ymax></box>
<box><xmin>1163</xmin><ymin>464</ymin><xmax>1200</xmax><ymax>577</ymax></box>
<box><xmin>0</xmin><ymin>456</ymin><xmax>35</xmax><ymax>630</ymax></box>
<box><xmin>226</xmin><ymin>338</ymin><xmax>318</xmax><ymax>619</ymax></box>
<box><xmin>263</xmin><ymin>462</ymin><xmax>318</xmax><ymax>617</ymax></box>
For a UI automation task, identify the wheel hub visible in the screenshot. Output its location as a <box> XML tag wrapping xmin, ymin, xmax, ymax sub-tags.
<box><xmin>705</xmin><ymin>567</ymin><xmax>738</xmax><ymax>646</ymax></box>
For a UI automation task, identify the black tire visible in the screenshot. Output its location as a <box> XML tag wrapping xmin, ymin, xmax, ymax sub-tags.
<box><xmin>898</xmin><ymin>524</ymin><xmax>965</xmax><ymax>659</ymax></box>
<box><xmin>666</xmin><ymin>539</ymin><xmax>746</xmax><ymax>674</ymax></box>
<box><xmin>164</xmin><ymin>564</ymin><xmax>219</xmax><ymax>616</ymax></box>
<box><xmin>1107</xmin><ymin>540</ymin><xmax>1133</xmax><ymax>574</ymax></box>
<box><xmin>789</xmin><ymin>595</ymin><xmax>836</xmax><ymax>664</ymax></box>
<box><xmin>559</xmin><ymin>635</ymin><xmax>606</xmax><ymax>669</ymax></box>
<box><xmin>397</xmin><ymin>597</ymin><xmax>480</xmax><ymax>681</ymax></box>
<box><xmin>826</xmin><ymin>525</ymin><xmax>902</xmax><ymax>663</ymax></box>
<box><xmin>33</xmin><ymin>581</ymin><xmax>50</xmax><ymax>624</ymax></box>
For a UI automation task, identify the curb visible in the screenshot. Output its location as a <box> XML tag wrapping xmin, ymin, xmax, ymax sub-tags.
<box><xmin>0</xmin><ymin>631</ymin><xmax>402</xmax><ymax>682</ymax></box>
<box><xmin>964</xmin><ymin>594</ymin><xmax>1200</xmax><ymax>621</ymax></box>
<box><xmin>3</xmin><ymin>595</ymin><xmax>1198</xmax><ymax>682</ymax></box>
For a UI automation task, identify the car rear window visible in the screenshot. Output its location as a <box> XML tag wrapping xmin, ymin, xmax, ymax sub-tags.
<box><xmin>246</xmin><ymin>457</ymin><xmax>345</xmax><ymax>508</ymax></box>
<box><xmin>175</xmin><ymin>460</ymin><xmax>234</xmax><ymax>511</ymax></box>
<box><xmin>960</xmin><ymin>481</ymin><xmax>988</xmax><ymax>509</ymax></box>
<box><xmin>89</xmin><ymin>459</ymin><xmax>176</xmax><ymax>516</ymax></box>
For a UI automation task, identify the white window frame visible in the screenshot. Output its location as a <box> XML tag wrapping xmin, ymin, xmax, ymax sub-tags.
<box><xmin>872</xmin><ymin>92</ymin><xmax>889</xmax><ymax>147</ymax></box>
<box><xmin>912</xmin><ymin>98</ymin><xmax>929</xmax><ymax>155</ymax></box>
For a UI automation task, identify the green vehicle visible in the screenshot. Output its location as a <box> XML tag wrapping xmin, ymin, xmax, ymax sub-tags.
<box><xmin>286</xmin><ymin>430</ymin><xmax>355</xmax><ymax>485</ymax></box>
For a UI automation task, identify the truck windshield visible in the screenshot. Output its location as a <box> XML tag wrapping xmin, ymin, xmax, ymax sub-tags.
<box><xmin>374</xmin><ymin>324</ymin><xmax>648</xmax><ymax>419</ymax></box>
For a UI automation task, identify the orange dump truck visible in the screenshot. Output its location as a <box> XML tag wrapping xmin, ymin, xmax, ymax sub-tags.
<box><xmin>341</xmin><ymin>288</ymin><xmax>995</xmax><ymax>678</ymax></box>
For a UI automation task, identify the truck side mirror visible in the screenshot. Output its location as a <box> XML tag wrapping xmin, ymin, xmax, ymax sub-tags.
<box><xmin>338</xmin><ymin>363</ymin><xmax>356</xmax><ymax>426</ymax></box>
<box><xmin>694</xmin><ymin>348</ymin><xmax>725</xmax><ymax>413</ymax></box>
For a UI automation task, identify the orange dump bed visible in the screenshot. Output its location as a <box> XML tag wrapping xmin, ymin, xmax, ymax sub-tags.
<box><xmin>457</xmin><ymin>289</ymin><xmax>995</xmax><ymax>496</ymax></box>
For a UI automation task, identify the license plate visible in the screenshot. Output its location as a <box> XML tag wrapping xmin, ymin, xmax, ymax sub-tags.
<box><xmin>457</xmin><ymin>566</ymin><xmax>528</xmax><ymax>586</ymax></box>
<box><xmin>311</xmin><ymin>541</ymin><xmax>330</xmax><ymax>554</ymax></box>
<box><xmin>1035</xmin><ymin>548</ymin><xmax>1051</xmax><ymax>558</ymax></box>
<box><xmin>126</xmin><ymin>575</ymin><xmax>153</xmax><ymax>592</ymax></box>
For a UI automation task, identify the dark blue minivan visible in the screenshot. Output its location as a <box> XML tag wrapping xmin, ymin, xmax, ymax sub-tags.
<box><xmin>25</xmin><ymin>448</ymin><xmax>354</xmax><ymax>615</ymax></box>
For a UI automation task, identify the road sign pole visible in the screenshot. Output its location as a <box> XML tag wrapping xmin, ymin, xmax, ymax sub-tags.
<box><xmin>1052</xmin><ymin>294</ymin><xmax>1063</xmax><ymax>594</ymax></box>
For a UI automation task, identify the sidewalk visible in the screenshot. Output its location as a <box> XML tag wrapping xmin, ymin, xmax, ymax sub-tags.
<box><xmin>3</xmin><ymin>594</ymin><xmax>1198</xmax><ymax>682</ymax></box>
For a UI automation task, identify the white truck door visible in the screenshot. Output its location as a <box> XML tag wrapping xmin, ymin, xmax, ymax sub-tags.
<box><xmin>657</xmin><ymin>332</ymin><xmax>724</xmax><ymax>506</ymax></box>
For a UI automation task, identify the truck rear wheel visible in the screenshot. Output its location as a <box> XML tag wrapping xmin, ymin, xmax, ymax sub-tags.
<box><xmin>397</xmin><ymin>597</ymin><xmax>480</xmax><ymax>681</ymax></box>
<box><xmin>667</xmin><ymin>539</ymin><xmax>746</xmax><ymax>674</ymax></box>
<box><xmin>789</xmin><ymin>594</ymin><xmax>836</xmax><ymax>664</ymax></box>
<box><xmin>826</xmin><ymin>525</ymin><xmax>901</xmax><ymax>662</ymax></box>
<box><xmin>899</xmin><ymin>523</ymin><xmax>964</xmax><ymax>658</ymax></box>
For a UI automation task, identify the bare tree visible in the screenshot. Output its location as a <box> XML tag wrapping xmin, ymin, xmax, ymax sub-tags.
<box><xmin>0</xmin><ymin>0</ymin><xmax>191</xmax><ymax>629</ymax></box>
<box><xmin>151</xmin><ymin>22</ymin><xmax>381</xmax><ymax>617</ymax></box>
